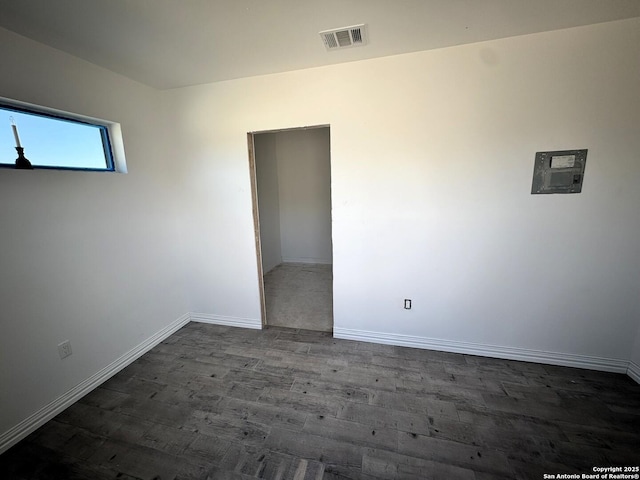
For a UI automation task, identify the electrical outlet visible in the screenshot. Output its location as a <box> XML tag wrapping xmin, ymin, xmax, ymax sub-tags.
<box><xmin>58</xmin><ymin>340</ymin><xmax>72</xmax><ymax>359</ymax></box>
<box><xmin>404</xmin><ymin>299</ymin><xmax>412</xmax><ymax>310</ymax></box>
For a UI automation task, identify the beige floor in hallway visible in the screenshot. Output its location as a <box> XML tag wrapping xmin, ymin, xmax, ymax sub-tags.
<box><xmin>263</xmin><ymin>262</ymin><xmax>333</xmax><ymax>332</ymax></box>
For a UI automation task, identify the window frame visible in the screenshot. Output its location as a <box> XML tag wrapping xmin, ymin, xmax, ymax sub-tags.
<box><xmin>0</xmin><ymin>96</ymin><xmax>127</xmax><ymax>173</ymax></box>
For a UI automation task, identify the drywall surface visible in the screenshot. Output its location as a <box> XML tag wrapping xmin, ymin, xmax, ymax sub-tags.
<box><xmin>254</xmin><ymin>133</ymin><xmax>282</xmax><ymax>273</ymax></box>
<box><xmin>168</xmin><ymin>17</ymin><xmax>640</xmax><ymax>362</ymax></box>
<box><xmin>276</xmin><ymin>128</ymin><xmax>332</xmax><ymax>264</ymax></box>
<box><xmin>254</xmin><ymin>128</ymin><xmax>332</xmax><ymax>268</ymax></box>
<box><xmin>0</xmin><ymin>28</ymin><xmax>188</xmax><ymax>437</ymax></box>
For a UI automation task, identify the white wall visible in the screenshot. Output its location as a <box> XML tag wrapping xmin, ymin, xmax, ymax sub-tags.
<box><xmin>169</xmin><ymin>18</ymin><xmax>640</xmax><ymax>363</ymax></box>
<box><xmin>276</xmin><ymin>128</ymin><xmax>332</xmax><ymax>264</ymax></box>
<box><xmin>255</xmin><ymin>128</ymin><xmax>332</xmax><ymax>269</ymax></box>
<box><xmin>0</xmin><ymin>28</ymin><xmax>188</xmax><ymax>441</ymax></box>
<box><xmin>254</xmin><ymin>133</ymin><xmax>282</xmax><ymax>273</ymax></box>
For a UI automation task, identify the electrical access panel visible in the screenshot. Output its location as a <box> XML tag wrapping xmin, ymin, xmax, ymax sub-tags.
<box><xmin>531</xmin><ymin>149</ymin><xmax>587</xmax><ymax>194</ymax></box>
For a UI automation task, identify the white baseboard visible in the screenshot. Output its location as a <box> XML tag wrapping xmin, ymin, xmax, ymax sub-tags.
<box><xmin>628</xmin><ymin>362</ymin><xmax>640</xmax><ymax>384</ymax></box>
<box><xmin>190</xmin><ymin>312</ymin><xmax>262</xmax><ymax>330</ymax></box>
<box><xmin>333</xmin><ymin>327</ymin><xmax>629</xmax><ymax>374</ymax></box>
<box><xmin>281</xmin><ymin>257</ymin><xmax>332</xmax><ymax>265</ymax></box>
<box><xmin>0</xmin><ymin>313</ymin><xmax>190</xmax><ymax>455</ymax></box>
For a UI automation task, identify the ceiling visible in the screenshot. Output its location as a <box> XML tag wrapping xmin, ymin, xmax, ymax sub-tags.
<box><xmin>0</xmin><ymin>0</ymin><xmax>638</xmax><ymax>90</ymax></box>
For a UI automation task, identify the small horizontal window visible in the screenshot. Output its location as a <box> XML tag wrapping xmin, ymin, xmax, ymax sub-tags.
<box><xmin>1</xmin><ymin>98</ymin><xmax>126</xmax><ymax>172</ymax></box>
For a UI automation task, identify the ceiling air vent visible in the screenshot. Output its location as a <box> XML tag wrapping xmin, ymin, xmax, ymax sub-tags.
<box><xmin>319</xmin><ymin>24</ymin><xmax>368</xmax><ymax>51</ymax></box>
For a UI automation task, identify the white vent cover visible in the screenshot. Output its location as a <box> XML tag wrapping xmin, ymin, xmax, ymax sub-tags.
<box><xmin>319</xmin><ymin>24</ymin><xmax>368</xmax><ymax>51</ymax></box>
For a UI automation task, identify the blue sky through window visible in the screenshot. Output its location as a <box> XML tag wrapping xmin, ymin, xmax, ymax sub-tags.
<box><xmin>1</xmin><ymin>106</ymin><xmax>111</xmax><ymax>170</ymax></box>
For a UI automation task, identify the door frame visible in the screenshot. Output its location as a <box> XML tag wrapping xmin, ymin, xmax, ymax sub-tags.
<box><xmin>247</xmin><ymin>132</ymin><xmax>267</xmax><ymax>328</ymax></box>
<box><xmin>247</xmin><ymin>125</ymin><xmax>331</xmax><ymax>329</ymax></box>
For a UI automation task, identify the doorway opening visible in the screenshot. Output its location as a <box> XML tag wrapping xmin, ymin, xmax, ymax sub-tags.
<box><xmin>248</xmin><ymin>126</ymin><xmax>333</xmax><ymax>332</ymax></box>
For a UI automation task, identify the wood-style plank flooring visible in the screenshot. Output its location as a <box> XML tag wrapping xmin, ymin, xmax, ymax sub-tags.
<box><xmin>1</xmin><ymin>323</ymin><xmax>639</xmax><ymax>479</ymax></box>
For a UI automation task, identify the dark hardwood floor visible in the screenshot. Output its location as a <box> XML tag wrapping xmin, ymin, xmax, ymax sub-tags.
<box><xmin>1</xmin><ymin>323</ymin><xmax>639</xmax><ymax>479</ymax></box>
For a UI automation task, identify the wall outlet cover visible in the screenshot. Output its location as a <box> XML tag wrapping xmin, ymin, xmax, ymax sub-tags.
<box><xmin>57</xmin><ymin>340</ymin><xmax>72</xmax><ymax>359</ymax></box>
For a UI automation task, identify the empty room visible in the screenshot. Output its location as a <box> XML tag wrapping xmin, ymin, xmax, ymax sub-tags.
<box><xmin>0</xmin><ymin>1</ymin><xmax>639</xmax><ymax>479</ymax></box>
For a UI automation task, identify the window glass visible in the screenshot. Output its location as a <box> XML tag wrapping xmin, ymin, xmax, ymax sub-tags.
<box><xmin>1</xmin><ymin>105</ymin><xmax>113</xmax><ymax>171</ymax></box>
